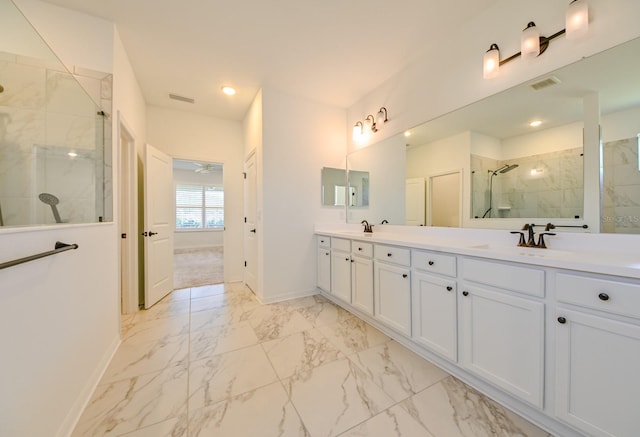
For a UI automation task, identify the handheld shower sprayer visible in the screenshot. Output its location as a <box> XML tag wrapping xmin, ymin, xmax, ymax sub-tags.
<box><xmin>38</xmin><ymin>193</ymin><xmax>62</xmax><ymax>223</ymax></box>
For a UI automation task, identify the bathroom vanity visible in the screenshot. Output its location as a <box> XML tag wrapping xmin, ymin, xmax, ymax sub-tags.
<box><xmin>315</xmin><ymin>226</ymin><xmax>640</xmax><ymax>437</ymax></box>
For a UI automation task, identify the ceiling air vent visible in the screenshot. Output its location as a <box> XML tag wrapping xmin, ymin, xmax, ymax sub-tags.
<box><xmin>529</xmin><ymin>76</ymin><xmax>561</xmax><ymax>91</ymax></box>
<box><xmin>169</xmin><ymin>93</ymin><xmax>195</xmax><ymax>104</ymax></box>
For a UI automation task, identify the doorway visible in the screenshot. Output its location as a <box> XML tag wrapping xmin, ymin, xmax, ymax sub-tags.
<box><xmin>243</xmin><ymin>151</ymin><xmax>257</xmax><ymax>293</ymax></box>
<box><xmin>172</xmin><ymin>159</ymin><xmax>225</xmax><ymax>289</ymax></box>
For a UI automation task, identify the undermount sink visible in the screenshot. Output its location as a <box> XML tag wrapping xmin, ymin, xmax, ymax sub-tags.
<box><xmin>470</xmin><ymin>244</ymin><xmax>573</xmax><ymax>258</ymax></box>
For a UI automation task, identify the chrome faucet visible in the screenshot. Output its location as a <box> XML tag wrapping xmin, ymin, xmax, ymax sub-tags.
<box><xmin>361</xmin><ymin>220</ymin><xmax>374</xmax><ymax>233</ymax></box>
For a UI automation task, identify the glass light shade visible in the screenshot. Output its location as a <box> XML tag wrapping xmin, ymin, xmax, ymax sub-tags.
<box><xmin>566</xmin><ymin>0</ymin><xmax>589</xmax><ymax>40</ymax></box>
<box><xmin>483</xmin><ymin>45</ymin><xmax>500</xmax><ymax>79</ymax></box>
<box><xmin>353</xmin><ymin>122</ymin><xmax>363</xmax><ymax>141</ymax></box>
<box><xmin>376</xmin><ymin>108</ymin><xmax>387</xmax><ymax>125</ymax></box>
<box><xmin>521</xmin><ymin>22</ymin><xmax>540</xmax><ymax>60</ymax></box>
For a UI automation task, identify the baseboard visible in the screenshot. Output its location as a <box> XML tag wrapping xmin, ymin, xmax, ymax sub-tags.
<box><xmin>55</xmin><ymin>335</ymin><xmax>121</xmax><ymax>437</ymax></box>
<box><xmin>261</xmin><ymin>287</ymin><xmax>317</xmax><ymax>304</ymax></box>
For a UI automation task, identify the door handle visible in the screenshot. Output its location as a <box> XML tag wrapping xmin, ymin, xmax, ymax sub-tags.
<box><xmin>149</xmin><ymin>232</ymin><xmax>158</xmax><ymax>236</ymax></box>
<box><xmin>250</xmin><ymin>229</ymin><xmax>256</xmax><ymax>233</ymax></box>
<box><xmin>141</xmin><ymin>231</ymin><xmax>158</xmax><ymax>237</ymax></box>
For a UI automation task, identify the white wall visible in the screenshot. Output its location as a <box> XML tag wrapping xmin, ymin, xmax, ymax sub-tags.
<box><xmin>0</xmin><ymin>2</ymin><xmax>129</xmax><ymax>437</ymax></box>
<box><xmin>146</xmin><ymin>105</ymin><xmax>244</xmax><ymax>282</ymax></box>
<box><xmin>501</xmin><ymin>121</ymin><xmax>583</xmax><ymax>160</ymax></box>
<box><xmin>260</xmin><ymin>87</ymin><xmax>346</xmax><ymax>302</ymax></box>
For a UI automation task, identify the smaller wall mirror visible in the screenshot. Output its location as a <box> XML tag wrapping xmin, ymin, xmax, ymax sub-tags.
<box><xmin>347</xmin><ymin>170</ymin><xmax>369</xmax><ymax>207</ymax></box>
<box><xmin>321</xmin><ymin>167</ymin><xmax>347</xmax><ymax>207</ymax></box>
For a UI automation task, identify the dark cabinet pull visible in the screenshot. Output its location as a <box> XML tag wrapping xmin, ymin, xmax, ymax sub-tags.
<box><xmin>462</xmin><ymin>291</ymin><xmax>469</xmax><ymax>296</ymax></box>
<box><xmin>557</xmin><ymin>316</ymin><xmax>567</xmax><ymax>324</ymax></box>
<box><xmin>402</xmin><ymin>274</ymin><xmax>408</xmax><ymax>278</ymax></box>
<box><xmin>387</xmin><ymin>253</ymin><xmax>392</xmax><ymax>257</ymax></box>
<box><xmin>598</xmin><ymin>292</ymin><xmax>610</xmax><ymax>301</ymax></box>
<box><xmin>320</xmin><ymin>239</ymin><xmax>325</xmax><ymax>243</ymax></box>
<box><xmin>428</xmin><ymin>261</ymin><xmax>434</xmax><ymax>266</ymax></box>
<box><xmin>351</xmin><ymin>259</ymin><xmax>355</xmax><ymax>263</ymax></box>
<box><xmin>446</xmin><ymin>286</ymin><xmax>453</xmax><ymax>291</ymax></box>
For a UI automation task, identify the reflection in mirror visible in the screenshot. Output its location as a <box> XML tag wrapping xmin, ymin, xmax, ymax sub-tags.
<box><xmin>0</xmin><ymin>0</ymin><xmax>112</xmax><ymax>227</ymax></box>
<box><xmin>347</xmin><ymin>170</ymin><xmax>369</xmax><ymax>207</ymax></box>
<box><xmin>321</xmin><ymin>167</ymin><xmax>347</xmax><ymax>207</ymax></box>
<box><xmin>347</xmin><ymin>36</ymin><xmax>640</xmax><ymax>233</ymax></box>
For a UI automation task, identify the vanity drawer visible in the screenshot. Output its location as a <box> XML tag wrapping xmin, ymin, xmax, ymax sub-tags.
<box><xmin>462</xmin><ymin>258</ymin><xmax>544</xmax><ymax>297</ymax></box>
<box><xmin>375</xmin><ymin>244</ymin><xmax>411</xmax><ymax>267</ymax></box>
<box><xmin>412</xmin><ymin>250</ymin><xmax>456</xmax><ymax>277</ymax></box>
<box><xmin>556</xmin><ymin>273</ymin><xmax>640</xmax><ymax>320</ymax></box>
<box><xmin>317</xmin><ymin>235</ymin><xmax>331</xmax><ymax>249</ymax></box>
<box><xmin>331</xmin><ymin>237</ymin><xmax>351</xmax><ymax>252</ymax></box>
<box><xmin>352</xmin><ymin>241</ymin><xmax>373</xmax><ymax>258</ymax></box>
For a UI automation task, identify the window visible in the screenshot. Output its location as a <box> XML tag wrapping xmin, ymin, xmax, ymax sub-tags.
<box><xmin>176</xmin><ymin>184</ymin><xmax>224</xmax><ymax>229</ymax></box>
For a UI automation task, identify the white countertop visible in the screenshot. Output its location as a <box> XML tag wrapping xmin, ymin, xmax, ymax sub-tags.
<box><xmin>315</xmin><ymin>227</ymin><xmax>640</xmax><ymax>280</ymax></box>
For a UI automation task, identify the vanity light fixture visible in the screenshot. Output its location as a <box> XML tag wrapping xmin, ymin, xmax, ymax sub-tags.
<box><xmin>482</xmin><ymin>1</ymin><xmax>589</xmax><ymax>79</ymax></box>
<box><xmin>353</xmin><ymin>121</ymin><xmax>364</xmax><ymax>141</ymax></box>
<box><xmin>365</xmin><ymin>114</ymin><xmax>377</xmax><ymax>133</ymax></box>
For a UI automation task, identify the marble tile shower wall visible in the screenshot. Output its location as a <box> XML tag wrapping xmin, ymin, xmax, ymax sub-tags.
<box><xmin>0</xmin><ymin>51</ymin><xmax>112</xmax><ymax>226</ymax></box>
<box><xmin>472</xmin><ymin>148</ymin><xmax>584</xmax><ymax>219</ymax></box>
<box><xmin>603</xmin><ymin>137</ymin><xmax>640</xmax><ymax>234</ymax></box>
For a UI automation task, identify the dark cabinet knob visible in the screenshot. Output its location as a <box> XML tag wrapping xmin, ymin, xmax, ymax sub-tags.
<box><xmin>387</xmin><ymin>253</ymin><xmax>392</xmax><ymax>257</ymax></box>
<box><xmin>462</xmin><ymin>291</ymin><xmax>469</xmax><ymax>296</ymax></box>
<box><xmin>351</xmin><ymin>259</ymin><xmax>355</xmax><ymax>263</ymax></box>
<box><xmin>446</xmin><ymin>286</ymin><xmax>453</xmax><ymax>291</ymax></box>
<box><xmin>320</xmin><ymin>239</ymin><xmax>325</xmax><ymax>243</ymax></box>
<box><xmin>598</xmin><ymin>292</ymin><xmax>610</xmax><ymax>301</ymax></box>
<box><xmin>345</xmin><ymin>257</ymin><xmax>349</xmax><ymax>261</ymax></box>
<box><xmin>428</xmin><ymin>261</ymin><xmax>434</xmax><ymax>266</ymax></box>
<box><xmin>358</xmin><ymin>247</ymin><xmax>363</xmax><ymax>251</ymax></box>
<box><xmin>557</xmin><ymin>316</ymin><xmax>567</xmax><ymax>324</ymax></box>
<box><xmin>402</xmin><ymin>274</ymin><xmax>408</xmax><ymax>278</ymax></box>
<box><xmin>325</xmin><ymin>252</ymin><xmax>329</xmax><ymax>256</ymax></box>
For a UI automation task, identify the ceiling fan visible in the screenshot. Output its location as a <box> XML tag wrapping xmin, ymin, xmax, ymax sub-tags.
<box><xmin>193</xmin><ymin>162</ymin><xmax>216</xmax><ymax>174</ymax></box>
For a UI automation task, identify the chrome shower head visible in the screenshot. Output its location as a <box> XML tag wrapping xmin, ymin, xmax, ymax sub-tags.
<box><xmin>499</xmin><ymin>164</ymin><xmax>519</xmax><ymax>174</ymax></box>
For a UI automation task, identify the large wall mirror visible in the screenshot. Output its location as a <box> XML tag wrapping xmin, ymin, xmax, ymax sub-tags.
<box><xmin>347</xmin><ymin>36</ymin><xmax>640</xmax><ymax>233</ymax></box>
<box><xmin>0</xmin><ymin>0</ymin><xmax>112</xmax><ymax>228</ymax></box>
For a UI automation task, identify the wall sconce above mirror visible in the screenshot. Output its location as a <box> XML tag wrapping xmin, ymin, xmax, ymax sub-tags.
<box><xmin>353</xmin><ymin>107</ymin><xmax>389</xmax><ymax>143</ymax></box>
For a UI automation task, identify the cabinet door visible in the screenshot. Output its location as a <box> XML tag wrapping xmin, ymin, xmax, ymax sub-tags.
<box><xmin>331</xmin><ymin>251</ymin><xmax>351</xmax><ymax>303</ymax></box>
<box><xmin>555</xmin><ymin>309</ymin><xmax>640</xmax><ymax>437</ymax></box>
<box><xmin>412</xmin><ymin>271</ymin><xmax>457</xmax><ymax>361</ymax></box>
<box><xmin>351</xmin><ymin>255</ymin><xmax>373</xmax><ymax>315</ymax></box>
<box><xmin>459</xmin><ymin>284</ymin><xmax>544</xmax><ymax>408</ymax></box>
<box><xmin>374</xmin><ymin>262</ymin><xmax>411</xmax><ymax>336</ymax></box>
<box><xmin>317</xmin><ymin>247</ymin><xmax>331</xmax><ymax>292</ymax></box>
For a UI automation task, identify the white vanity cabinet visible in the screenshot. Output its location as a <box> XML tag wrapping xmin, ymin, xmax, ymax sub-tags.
<box><xmin>351</xmin><ymin>241</ymin><xmax>374</xmax><ymax>315</ymax></box>
<box><xmin>374</xmin><ymin>244</ymin><xmax>412</xmax><ymax>336</ymax></box>
<box><xmin>316</xmin><ymin>236</ymin><xmax>331</xmax><ymax>292</ymax></box>
<box><xmin>330</xmin><ymin>238</ymin><xmax>352</xmax><ymax>303</ymax></box>
<box><xmin>460</xmin><ymin>258</ymin><xmax>545</xmax><ymax>408</ymax></box>
<box><xmin>411</xmin><ymin>250</ymin><xmax>457</xmax><ymax>362</ymax></box>
<box><xmin>554</xmin><ymin>272</ymin><xmax>640</xmax><ymax>437</ymax></box>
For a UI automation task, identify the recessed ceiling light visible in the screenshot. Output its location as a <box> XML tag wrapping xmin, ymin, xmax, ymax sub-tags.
<box><xmin>404</xmin><ymin>130</ymin><xmax>411</xmax><ymax>137</ymax></box>
<box><xmin>221</xmin><ymin>86</ymin><xmax>236</xmax><ymax>96</ymax></box>
<box><xmin>68</xmin><ymin>151</ymin><xmax>78</xmax><ymax>157</ymax></box>
<box><xmin>530</xmin><ymin>120</ymin><xmax>542</xmax><ymax>127</ymax></box>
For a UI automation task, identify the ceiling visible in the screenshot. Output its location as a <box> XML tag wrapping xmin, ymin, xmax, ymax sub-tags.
<box><xmin>41</xmin><ymin>0</ymin><xmax>497</xmax><ymax>121</ymax></box>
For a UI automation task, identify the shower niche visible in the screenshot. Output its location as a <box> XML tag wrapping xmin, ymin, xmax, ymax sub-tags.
<box><xmin>0</xmin><ymin>0</ymin><xmax>112</xmax><ymax>227</ymax></box>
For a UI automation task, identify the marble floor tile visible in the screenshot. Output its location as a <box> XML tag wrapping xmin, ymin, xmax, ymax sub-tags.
<box><xmin>121</xmin><ymin>313</ymin><xmax>137</xmax><ymax>337</ymax></box>
<box><xmin>399</xmin><ymin>376</ymin><xmax>551</xmax><ymax>437</ymax></box>
<box><xmin>243</xmin><ymin>303</ymin><xmax>315</xmax><ymax>342</ymax></box>
<box><xmin>284</xmin><ymin>357</ymin><xmax>395</xmax><ymax>437</ymax></box>
<box><xmin>262</xmin><ymin>328</ymin><xmax>343</xmax><ymax>379</ymax></box>
<box><xmin>190</xmin><ymin>320</ymin><xmax>259</xmax><ymax>360</ymax></box>
<box><xmin>122</xmin><ymin>313</ymin><xmax>190</xmax><ymax>344</ymax></box>
<box><xmin>338</xmin><ymin>404</ymin><xmax>434</xmax><ymax>437</ymax></box>
<box><xmin>134</xmin><ymin>299</ymin><xmax>191</xmax><ymax>324</ymax></box>
<box><xmin>294</xmin><ymin>296</ymin><xmax>355</xmax><ymax>328</ymax></box>
<box><xmin>72</xmin><ymin>364</ymin><xmax>188</xmax><ymax>437</ymax></box>
<box><xmin>190</xmin><ymin>283</ymin><xmax>227</xmax><ymax>299</ymax></box>
<box><xmin>318</xmin><ymin>317</ymin><xmax>390</xmax><ymax>355</ymax></box>
<box><xmin>165</xmin><ymin>288</ymin><xmax>191</xmax><ymax>302</ymax></box>
<box><xmin>190</xmin><ymin>304</ymin><xmax>246</xmax><ymax>332</ymax></box>
<box><xmin>349</xmin><ymin>340</ymin><xmax>448</xmax><ymax>402</ymax></box>
<box><xmin>119</xmin><ymin>414</ymin><xmax>188</xmax><ymax>436</ymax></box>
<box><xmin>188</xmin><ymin>344</ymin><xmax>279</xmax><ymax>411</ymax></box>
<box><xmin>101</xmin><ymin>335</ymin><xmax>189</xmax><ymax>384</ymax></box>
<box><xmin>189</xmin><ymin>381</ymin><xmax>309</xmax><ymax>436</ymax></box>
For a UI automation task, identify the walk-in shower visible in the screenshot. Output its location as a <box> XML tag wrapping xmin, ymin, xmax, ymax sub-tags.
<box><xmin>482</xmin><ymin>164</ymin><xmax>519</xmax><ymax>218</ymax></box>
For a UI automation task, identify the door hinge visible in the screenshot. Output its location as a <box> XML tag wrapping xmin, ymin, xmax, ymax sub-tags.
<box><xmin>243</xmin><ymin>172</ymin><xmax>247</xmax><ymax>179</ymax></box>
<box><xmin>121</xmin><ymin>233</ymin><xmax>127</xmax><ymax>239</ymax></box>
<box><xmin>244</xmin><ymin>261</ymin><xmax>247</xmax><ymax>267</ymax></box>
<box><xmin>244</xmin><ymin>217</ymin><xmax>247</xmax><ymax>223</ymax></box>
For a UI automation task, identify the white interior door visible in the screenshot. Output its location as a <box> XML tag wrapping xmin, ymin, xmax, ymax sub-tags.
<box><xmin>429</xmin><ymin>171</ymin><xmax>461</xmax><ymax>227</ymax></box>
<box><xmin>244</xmin><ymin>151</ymin><xmax>257</xmax><ymax>292</ymax></box>
<box><xmin>143</xmin><ymin>143</ymin><xmax>174</xmax><ymax>308</ymax></box>
<box><xmin>406</xmin><ymin>178</ymin><xmax>425</xmax><ymax>225</ymax></box>
<box><xmin>119</xmin><ymin>117</ymin><xmax>138</xmax><ymax>314</ymax></box>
